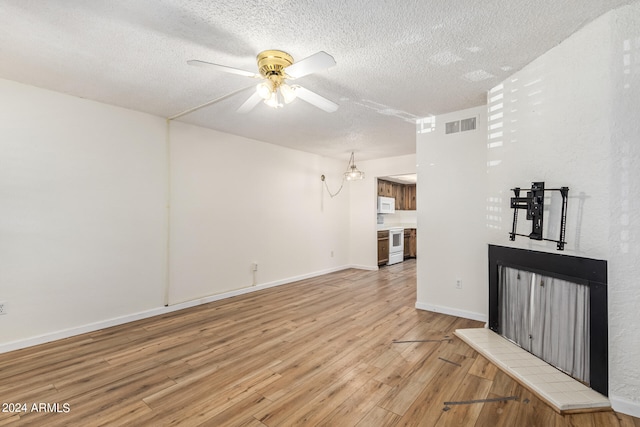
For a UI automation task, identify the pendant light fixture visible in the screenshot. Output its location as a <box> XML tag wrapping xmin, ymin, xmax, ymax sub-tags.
<box><xmin>321</xmin><ymin>152</ymin><xmax>365</xmax><ymax>197</ymax></box>
<box><xmin>344</xmin><ymin>152</ymin><xmax>364</xmax><ymax>181</ymax></box>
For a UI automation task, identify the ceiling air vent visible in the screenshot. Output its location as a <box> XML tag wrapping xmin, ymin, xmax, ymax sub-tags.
<box><xmin>445</xmin><ymin>120</ymin><xmax>460</xmax><ymax>134</ymax></box>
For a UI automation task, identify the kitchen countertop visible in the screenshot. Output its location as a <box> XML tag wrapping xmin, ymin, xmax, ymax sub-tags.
<box><xmin>377</xmin><ymin>224</ymin><xmax>417</xmax><ymax>231</ymax></box>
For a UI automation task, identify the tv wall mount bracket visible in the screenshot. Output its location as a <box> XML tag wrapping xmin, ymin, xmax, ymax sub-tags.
<box><xmin>509</xmin><ymin>181</ymin><xmax>569</xmax><ymax>250</ymax></box>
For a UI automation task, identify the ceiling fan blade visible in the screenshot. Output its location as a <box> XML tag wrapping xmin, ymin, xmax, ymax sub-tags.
<box><xmin>237</xmin><ymin>91</ymin><xmax>263</xmax><ymax>113</ymax></box>
<box><xmin>294</xmin><ymin>86</ymin><xmax>338</xmax><ymax>113</ymax></box>
<box><xmin>285</xmin><ymin>51</ymin><xmax>336</xmax><ymax>79</ymax></box>
<box><xmin>187</xmin><ymin>59</ymin><xmax>260</xmax><ymax>78</ymax></box>
<box><xmin>169</xmin><ymin>85</ymin><xmax>255</xmax><ymax>119</ymax></box>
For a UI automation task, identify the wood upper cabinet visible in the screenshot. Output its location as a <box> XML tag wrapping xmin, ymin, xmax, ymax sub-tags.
<box><xmin>393</xmin><ymin>184</ymin><xmax>404</xmax><ymax>210</ymax></box>
<box><xmin>377</xmin><ymin>180</ymin><xmax>394</xmax><ymax>198</ymax></box>
<box><xmin>404</xmin><ymin>184</ymin><xmax>416</xmax><ymax>210</ymax></box>
<box><xmin>377</xmin><ymin>179</ymin><xmax>416</xmax><ymax>211</ymax></box>
<box><xmin>377</xmin><ymin>231</ymin><xmax>389</xmax><ymax>265</ymax></box>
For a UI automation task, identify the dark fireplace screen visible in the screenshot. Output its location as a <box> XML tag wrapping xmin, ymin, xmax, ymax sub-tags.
<box><xmin>499</xmin><ymin>266</ymin><xmax>590</xmax><ymax>383</ymax></box>
<box><xmin>488</xmin><ymin>245</ymin><xmax>608</xmax><ymax>395</ymax></box>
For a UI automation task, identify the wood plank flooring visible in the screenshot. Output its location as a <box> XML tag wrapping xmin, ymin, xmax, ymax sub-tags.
<box><xmin>0</xmin><ymin>260</ymin><xmax>638</xmax><ymax>426</ymax></box>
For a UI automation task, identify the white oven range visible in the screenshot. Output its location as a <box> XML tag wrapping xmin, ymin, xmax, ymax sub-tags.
<box><xmin>388</xmin><ymin>228</ymin><xmax>404</xmax><ymax>265</ymax></box>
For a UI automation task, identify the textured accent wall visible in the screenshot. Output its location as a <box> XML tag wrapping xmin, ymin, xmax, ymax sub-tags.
<box><xmin>416</xmin><ymin>3</ymin><xmax>640</xmax><ymax>416</ymax></box>
<box><xmin>487</xmin><ymin>5</ymin><xmax>640</xmax><ymax>412</ymax></box>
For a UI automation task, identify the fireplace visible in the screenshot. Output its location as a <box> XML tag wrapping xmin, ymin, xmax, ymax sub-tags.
<box><xmin>488</xmin><ymin>245</ymin><xmax>608</xmax><ymax>396</ymax></box>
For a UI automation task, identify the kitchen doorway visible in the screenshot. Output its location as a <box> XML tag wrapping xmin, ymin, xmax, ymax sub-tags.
<box><xmin>376</xmin><ymin>174</ymin><xmax>417</xmax><ymax>267</ymax></box>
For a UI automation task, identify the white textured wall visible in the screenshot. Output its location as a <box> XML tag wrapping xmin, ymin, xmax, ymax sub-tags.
<box><xmin>608</xmin><ymin>5</ymin><xmax>640</xmax><ymax>413</ymax></box>
<box><xmin>488</xmin><ymin>5</ymin><xmax>640</xmax><ymax>413</ymax></box>
<box><xmin>348</xmin><ymin>154</ymin><xmax>417</xmax><ymax>269</ymax></box>
<box><xmin>0</xmin><ymin>78</ymin><xmax>168</xmax><ymax>344</ymax></box>
<box><xmin>601</xmin><ymin>4</ymin><xmax>639</xmax><ymax>414</ymax></box>
<box><xmin>416</xmin><ymin>3</ymin><xmax>640</xmax><ymax>415</ymax></box>
<box><xmin>168</xmin><ymin>121</ymin><xmax>350</xmax><ymax>303</ymax></box>
<box><xmin>416</xmin><ymin>106</ymin><xmax>488</xmax><ymax>321</ymax></box>
<box><xmin>485</xmin><ymin>20</ymin><xmax>612</xmax><ymax>256</ymax></box>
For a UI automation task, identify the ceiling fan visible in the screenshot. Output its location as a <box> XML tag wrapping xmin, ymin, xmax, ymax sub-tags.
<box><xmin>187</xmin><ymin>50</ymin><xmax>338</xmax><ymax>113</ymax></box>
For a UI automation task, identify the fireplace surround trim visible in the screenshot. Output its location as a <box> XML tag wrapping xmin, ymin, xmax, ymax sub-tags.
<box><xmin>488</xmin><ymin>244</ymin><xmax>608</xmax><ymax>396</ymax></box>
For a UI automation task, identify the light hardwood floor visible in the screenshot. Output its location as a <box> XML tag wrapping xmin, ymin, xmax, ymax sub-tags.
<box><xmin>1</xmin><ymin>260</ymin><xmax>638</xmax><ymax>426</ymax></box>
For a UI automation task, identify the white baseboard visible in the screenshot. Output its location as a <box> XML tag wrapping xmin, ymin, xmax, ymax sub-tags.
<box><xmin>415</xmin><ymin>301</ymin><xmax>487</xmax><ymax>323</ymax></box>
<box><xmin>347</xmin><ymin>264</ymin><xmax>379</xmax><ymax>271</ymax></box>
<box><xmin>610</xmin><ymin>395</ymin><xmax>640</xmax><ymax>418</ymax></box>
<box><xmin>0</xmin><ymin>264</ymin><xmax>361</xmax><ymax>355</ymax></box>
<box><xmin>0</xmin><ymin>307</ymin><xmax>172</xmax><ymax>354</ymax></box>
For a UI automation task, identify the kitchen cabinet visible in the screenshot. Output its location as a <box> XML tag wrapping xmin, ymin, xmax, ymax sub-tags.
<box><xmin>377</xmin><ymin>231</ymin><xmax>389</xmax><ymax>265</ymax></box>
<box><xmin>409</xmin><ymin>228</ymin><xmax>417</xmax><ymax>257</ymax></box>
<box><xmin>377</xmin><ymin>179</ymin><xmax>416</xmax><ymax>211</ymax></box>
<box><xmin>377</xmin><ymin>180</ymin><xmax>394</xmax><ymax>198</ymax></box>
<box><xmin>393</xmin><ymin>185</ymin><xmax>405</xmax><ymax>210</ymax></box>
<box><xmin>404</xmin><ymin>229</ymin><xmax>410</xmax><ymax>258</ymax></box>
<box><xmin>404</xmin><ymin>228</ymin><xmax>417</xmax><ymax>258</ymax></box>
<box><xmin>404</xmin><ymin>184</ymin><xmax>416</xmax><ymax>210</ymax></box>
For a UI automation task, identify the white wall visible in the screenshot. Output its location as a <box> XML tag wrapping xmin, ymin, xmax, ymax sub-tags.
<box><xmin>608</xmin><ymin>9</ymin><xmax>640</xmax><ymax>413</ymax></box>
<box><xmin>0</xmin><ymin>78</ymin><xmax>352</xmax><ymax>350</ymax></box>
<box><xmin>488</xmin><ymin>5</ymin><xmax>640</xmax><ymax>414</ymax></box>
<box><xmin>415</xmin><ymin>106</ymin><xmax>488</xmax><ymax>321</ymax></box>
<box><xmin>168</xmin><ymin>121</ymin><xmax>350</xmax><ymax>304</ymax></box>
<box><xmin>0</xmin><ymin>78</ymin><xmax>168</xmax><ymax>344</ymax></box>
<box><xmin>416</xmin><ymin>3</ymin><xmax>640</xmax><ymax>415</ymax></box>
<box><xmin>348</xmin><ymin>154</ymin><xmax>417</xmax><ymax>269</ymax></box>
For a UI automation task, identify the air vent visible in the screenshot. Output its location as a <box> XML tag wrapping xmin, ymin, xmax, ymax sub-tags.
<box><xmin>446</xmin><ymin>117</ymin><xmax>477</xmax><ymax>135</ymax></box>
<box><xmin>461</xmin><ymin>117</ymin><xmax>477</xmax><ymax>131</ymax></box>
<box><xmin>445</xmin><ymin>120</ymin><xmax>460</xmax><ymax>134</ymax></box>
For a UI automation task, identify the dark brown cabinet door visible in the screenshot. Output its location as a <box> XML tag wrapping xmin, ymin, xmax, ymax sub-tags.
<box><xmin>405</xmin><ymin>184</ymin><xmax>416</xmax><ymax>210</ymax></box>
<box><xmin>404</xmin><ymin>230</ymin><xmax>411</xmax><ymax>258</ymax></box>
<box><xmin>377</xmin><ymin>231</ymin><xmax>389</xmax><ymax>265</ymax></box>
<box><xmin>377</xmin><ymin>180</ymin><xmax>394</xmax><ymax>197</ymax></box>
<box><xmin>409</xmin><ymin>229</ymin><xmax>417</xmax><ymax>257</ymax></box>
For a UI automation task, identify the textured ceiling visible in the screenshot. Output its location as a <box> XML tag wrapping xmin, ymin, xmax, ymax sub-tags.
<box><xmin>0</xmin><ymin>0</ymin><xmax>635</xmax><ymax>161</ymax></box>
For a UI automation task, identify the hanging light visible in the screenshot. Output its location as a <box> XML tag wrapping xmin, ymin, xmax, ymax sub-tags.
<box><xmin>321</xmin><ymin>151</ymin><xmax>365</xmax><ymax>198</ymax></box>
<box><xmin>344</xmin><ymin>152</ymin><xmax>364</xmax><ymax>181</ymax></box>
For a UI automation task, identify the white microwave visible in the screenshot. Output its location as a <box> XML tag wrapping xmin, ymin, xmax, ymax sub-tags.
<box><xmin>377</xmin><ymin>196</ymin><xmax>395</xmax><ymax>214</ymax></box>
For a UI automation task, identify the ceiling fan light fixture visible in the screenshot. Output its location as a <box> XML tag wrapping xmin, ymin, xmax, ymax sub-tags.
<box><xmin>280</xmin><ymin>84</ymin><xmax>297</xmax><ymax>104</ymax></box>
<box><xmin>256</xmin><ymin>80</ymin><xmax>274</xmax><ymax>100</ymax></box>
<box><xmin>186</xmin><ymin>49</ymin><xmax>337</xmax><ymax>114</ymax></box>
<box><xmin>264</xmin><ymin>91</ymin><xmax>282</xmax><ymax>108</ymax></box>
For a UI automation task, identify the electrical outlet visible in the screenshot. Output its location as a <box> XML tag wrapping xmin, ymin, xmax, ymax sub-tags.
<box><xmin>0</xmin><ymin>302</ymin><xmax>6</xmax><ymax>315</ymax></box>
<box><xmin>251</xmin><ymin>262</ymin><xmax>258</xmax><ymax>272</ymax></box>
<box><xmin>331</xmin><ymin>250</ymin><xmax>334</xmax><ymax>258</ymax></box>
<box><xmin>456</xmin><ymin>279</ymin><xmax>462</xmax><ymax>289</ymax></box>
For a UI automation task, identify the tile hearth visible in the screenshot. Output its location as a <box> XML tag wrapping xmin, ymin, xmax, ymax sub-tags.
<box><xmin>455</xmin><ymin>328</ymin><xmax>610</xmax><ymax>413</ymax></box>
